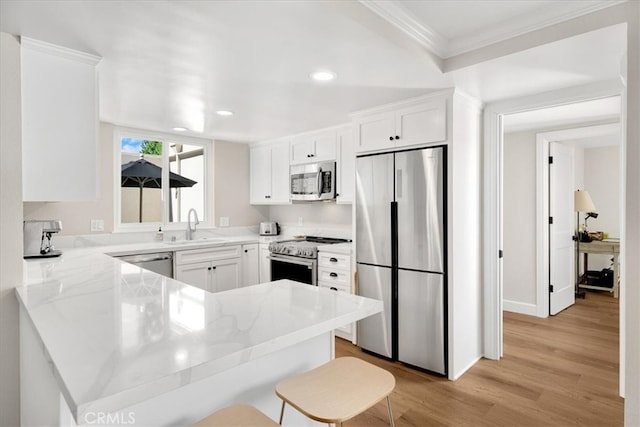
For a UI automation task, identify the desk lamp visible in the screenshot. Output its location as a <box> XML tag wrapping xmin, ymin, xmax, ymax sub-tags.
<box><xmin>574</xmin><ymin>190</ymin><xmax>596</xmax><ymax>298</ymax></box>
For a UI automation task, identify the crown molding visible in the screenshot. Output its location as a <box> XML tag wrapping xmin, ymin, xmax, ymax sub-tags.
<box><xmin>358</xmin><ymin>0</ymin><xmax>627</xmax><ymax>59</ymax></box>
<box><xmin>358</xmin><ymin>0</ymin><xmax>448</xmax><ymax>58</ymax></box>
<box><xmin>446</xmin><ymin>0</ymin><xmax>629</xmax><ymax>57</ymax></box>
<box><xmin>20</xmin><ymin>37</ymin><xmax>101</xmax><ymax>66</ymax></box>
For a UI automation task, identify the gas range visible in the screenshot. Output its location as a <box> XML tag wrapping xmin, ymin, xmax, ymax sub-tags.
<box><xmin>268</xmin><ymin>236</ymin><xmax>351</xmax><ymax>259</ymax></box>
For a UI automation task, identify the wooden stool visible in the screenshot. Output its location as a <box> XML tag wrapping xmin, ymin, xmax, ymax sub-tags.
<box><xmin>275</xmin><ymin>357</ymin><xmax>395</xmax><ymax>426</ymax></box>
<box><xmin>193</xmin><ymin>404</ymin><xmax>279</xmax><ymax>426</ymax></box>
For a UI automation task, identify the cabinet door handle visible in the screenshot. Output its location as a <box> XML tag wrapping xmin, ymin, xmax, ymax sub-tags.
<box><xmin>212</xmin><ymin>266</ymin><xmax>217</xmax><ymax>270</ymax></box>
<box><xmin>207</xmin><ymin>267</ymin><xmax>212</xmax><ymax>271</ymax></box>
<box><xmin>329</xmin><ymin>257</ymin><xmax>338</xmax><ymax>263</ymax></box>
<box><xmin>389</xmin><ymin>136</ymin><xmax>394</xmax><ymax>141</ymax></box>
<box><xmin>330</xmin><ymin>287</ymin><xmax>338</xmax><ymax>291</ymax></box>
<box><xmin>330</xmin><ymin>272</ymin><xmax>338</xmax><ymax>278</ymax></box>
<box><xmin>244</xmin><ymin>249</ymin><xmax>248</xmax><ymax>253</ymax></box>
<box><xmin>395</xmin><ymin>135</ymin><xmax>400</xmax><ymax>140</ymax></box>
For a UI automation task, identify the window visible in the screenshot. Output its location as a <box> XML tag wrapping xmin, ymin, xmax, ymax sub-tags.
<box><xmin>116</xmin><ymin>129</ymin><xmax>210</xmax><ymax>230</ymax></box>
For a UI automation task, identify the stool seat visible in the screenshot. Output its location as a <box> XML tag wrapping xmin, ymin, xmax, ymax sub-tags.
<box><xmin>193</xmin><ymin>404</ymin><xmax>279</xmax><ymax>426</ymax></box>
<box><xmin>276</xmin><ymin>357</ymin><xmax>395</xmax><ymax>425</ymax></box>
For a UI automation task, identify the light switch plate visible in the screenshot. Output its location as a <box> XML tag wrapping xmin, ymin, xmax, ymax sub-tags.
<box><xmin>219</xmin><ymin>216</ymin><xmax>229</xmax><ymax>227</ymax></box>
<box><xmin>90</xmin><ymin>219</ymin><xmax>104</xmax><ymax>232</ymax></box>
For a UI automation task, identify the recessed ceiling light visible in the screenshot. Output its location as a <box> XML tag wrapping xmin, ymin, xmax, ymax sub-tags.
<box><xmin>310</xmin><ymin>70</ymin><xmax>336</xmax><ymax>82</ymax></box>
<box><xmin>216</xmin><ymin>110</ymin><xmax>234</xmax><ymax>116</ymax></box>
<box><xmin>172</xmin><ymin>127</ymin><xmax>188</xmax><ymax>132</ymax></box>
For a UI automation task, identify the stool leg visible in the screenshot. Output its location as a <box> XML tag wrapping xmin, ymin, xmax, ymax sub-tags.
<box><xmin>386</xmin><ymin>396</ymin><xmax>394</xmax><ymax>427</ymax></box>
<box><xmin>279</xmin><ymin>401</ymin><xmax>286</xmax><ymax>425</ymax></box>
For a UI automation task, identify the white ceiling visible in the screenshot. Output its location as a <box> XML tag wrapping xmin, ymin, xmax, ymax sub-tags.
<box><xmin>0</xmin><ymin>0</ymin><xmax>628</xmax><ymax>143</ymax></box>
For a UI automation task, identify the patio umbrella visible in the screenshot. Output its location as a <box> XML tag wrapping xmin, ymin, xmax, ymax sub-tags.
<box><xmin>121</xmin><ymin>155</ymin><xmax>197</xmax><ymax>222</ymax></box>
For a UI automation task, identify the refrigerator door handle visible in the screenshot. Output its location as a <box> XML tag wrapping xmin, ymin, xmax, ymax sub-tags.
<box><xmin>396</xmin><ymin>169</ymin><xmax>403</xmax><ymax>199</ymax></box>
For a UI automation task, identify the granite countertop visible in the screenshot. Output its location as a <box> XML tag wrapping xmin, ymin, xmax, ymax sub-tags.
<box><xmin>17</xmin><ymin>246</ymin><xmax>381</xmax><ymax>423</ymax></box>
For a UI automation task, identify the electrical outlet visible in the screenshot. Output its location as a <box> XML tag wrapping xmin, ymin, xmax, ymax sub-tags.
<box><xmin>298</xmin><ymin>216</ymin><xmax>303</xmax><ymax>226</ymax></box>
<box><xmin>90</xmin><ymin>219</ymin><xmax>104</xmax><ymax>232</ymax></box>
<box><xmin>219</xmin><ymin>216</ymin><xmax>229</xmax><ymax>227</ymax></box>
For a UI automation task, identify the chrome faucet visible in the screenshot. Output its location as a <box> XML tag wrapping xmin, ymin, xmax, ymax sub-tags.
<box><xmin>186</xmin><ymin>208</ymin><xmax>199</xmax><ymax>240</ymax></box>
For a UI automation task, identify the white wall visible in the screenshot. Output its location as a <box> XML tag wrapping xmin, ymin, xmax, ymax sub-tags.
<box><xmin>584</xmin><ymin>146</ymin><xmax>621</xmax><ymax>270</ymax></box>
<box><xmin>625</xmin><ymin>3</ymin><xmax>640</xmax><ymax>421</ymax></box>
<box><xmin>23</xmin><ymin>132</ymin><xmax>268</xmax><ymax>235</ymax></box>
<box><xmin>269</xmin><ymin>203</ymin><xmax>352</xmax><ymax>233</ymax></box>
<box><xmin>503</xmin><ymin>131</ymin><xmax>537</xmax><ymax>310</ymax></box>
<box><xmin>24</xmin><ymin>123</ymin><xmax>116</xmax><ymax>234</ymax></box>
<box><xmin>449</xmin><ymin>92</ymin><xmax>483</xmax><ymax>379</ymax></box>
<box><xmin>213</xmin><ymin>140</ymin><xmax>269</xmax><ymax>227</ymax></box>
<box><xmin>0</xmin><ymin>31</ymin><xmax>23</xmax><ymax>427</ymax></box>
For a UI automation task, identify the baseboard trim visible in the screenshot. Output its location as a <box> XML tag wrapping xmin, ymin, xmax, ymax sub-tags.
<box><xmin>503</xmin><ymin>299</ymin><xmax>538</xmax><ymax>316</ymax></box>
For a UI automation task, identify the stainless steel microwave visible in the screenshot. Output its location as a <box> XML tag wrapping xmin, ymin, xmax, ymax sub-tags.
<box><xmin>290</xmin><ymin>161</ymin><xmax>336</xmax><ymax>201</ymax></box>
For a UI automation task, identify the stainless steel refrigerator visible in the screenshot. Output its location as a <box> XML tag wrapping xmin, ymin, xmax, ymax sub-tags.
<box><xmin>356</xmin><ymin>146</ymin><xmax>447</xmax><ymax>375</ymax></box>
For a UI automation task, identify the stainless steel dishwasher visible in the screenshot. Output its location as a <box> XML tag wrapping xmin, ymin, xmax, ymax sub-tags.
<box><xmin>115</xmin><ymin>252</ymin><xmax>173</xmax><ymax>278</ymax></box>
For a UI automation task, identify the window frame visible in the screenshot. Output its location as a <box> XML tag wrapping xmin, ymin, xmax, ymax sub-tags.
<box><xmin>114</xmin><ymin>126</ymin><xmax>212</xmax><ymax>232</ymax></box>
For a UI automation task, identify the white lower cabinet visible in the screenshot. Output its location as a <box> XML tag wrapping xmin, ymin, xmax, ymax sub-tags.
<box><xmin>175</xmin><ymin>246</ymin><xmax>241</xmax><ymax>293</ymax></box>
<box><xmin>241</xmin><ymin>243</ymin><xmax>259</xmax><ymax>286</ymax></box>
<box><xmin>317</xmin><ymin>249</ymin><xmax>354</xmax><ymax>342</ymax></box>
<box><xmin>259</xmin><ymin>243</ymin><xmax>271</xmax><ymax>283</ymax></box>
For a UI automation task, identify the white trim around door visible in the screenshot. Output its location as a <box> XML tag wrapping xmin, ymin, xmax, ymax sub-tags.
<box><xmin>482</xmin><ymin>79</ymin><xmax>623</xmax><ymax>361</ymax></box>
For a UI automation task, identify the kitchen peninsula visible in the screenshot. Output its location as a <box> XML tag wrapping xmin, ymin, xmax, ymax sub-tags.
<box><xmin>17</xmin><ymin>247</ymin><xmax>381</xmax><ymax>426</ymax></box>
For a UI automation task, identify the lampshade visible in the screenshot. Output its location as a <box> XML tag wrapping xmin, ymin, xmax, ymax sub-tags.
<box><xmin>574</xmin><ymin>190</ymin><xmax>596</xmax><ymax>212</ymax></box>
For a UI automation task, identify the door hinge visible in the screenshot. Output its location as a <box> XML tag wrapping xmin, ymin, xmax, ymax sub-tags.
<box><xmin>498</xmin><ymin>249</ymin><xmax>503</xmax><ymax>258</ymax></box>
<box><xmin>549</xmin><ymin>156</ymin><xmax>553</xmax><ymax>164</ymax></box>
<box><xmin>549</xmin><ymin>216</ymin><xmax>553</xmax><ymax>224</ymax></box>
<box><xmin>549</xmin><ymin>284</ymin><xmax>554</xmax><ymax>292</ymax></box>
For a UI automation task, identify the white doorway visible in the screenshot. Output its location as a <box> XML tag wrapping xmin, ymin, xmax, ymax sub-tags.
<box><xmin>483</xmin><ymin>86</ymin><xmax>626</xmax><ymax>390</ymax></box>
<box><xmin>500</xmin><ymin>101</ymin><xmax>621</xmax><ymax>319</ymax></box>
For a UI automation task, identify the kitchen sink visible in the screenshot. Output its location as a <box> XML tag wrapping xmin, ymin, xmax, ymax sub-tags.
<box><xmin>165</xmin><ymin>237</ymin><xmax>228</xmax><ymax>245</ymax></box>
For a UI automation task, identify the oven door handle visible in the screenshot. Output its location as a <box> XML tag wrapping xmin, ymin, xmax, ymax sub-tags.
<box><xmin>267</xmin><ymin>255</ymin><xmax>314</xmax><ymax>269</ymax></box>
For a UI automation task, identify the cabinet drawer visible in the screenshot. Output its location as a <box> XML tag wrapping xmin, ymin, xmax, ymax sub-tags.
<box><xmin>318</xmin><ymin>252</ymin><xmax>350</xmax><ymax>269</ymax></box>
<box><xmin>318</xmin><ymin>281</ymin><xmax>350</xmax><ymax>294</ymax></box>
<box><xmin>318</xmin><ymin>268</ymin><xmax>350</xmax><ymax>287</ymax></box>
<box><xmin>176</xmin><ymin>245</ymin><xmax>241</xmax><ymax>265</ymax></box>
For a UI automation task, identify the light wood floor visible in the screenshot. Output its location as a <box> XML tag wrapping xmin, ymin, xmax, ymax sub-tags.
<box><xmin>336</xmin><ymin>291</ymin><xmax>623</xmax><ymax>426</ymax></box>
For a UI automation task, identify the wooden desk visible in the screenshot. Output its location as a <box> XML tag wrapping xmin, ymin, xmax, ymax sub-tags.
<box><xmin>577</xmin><ymin>239</ymin><xmax>620</xmax><ymax>298</ymax></box>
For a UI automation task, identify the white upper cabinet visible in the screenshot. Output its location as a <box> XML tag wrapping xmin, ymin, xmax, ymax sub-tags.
<box><xmin>336</xmin><ymin>126</ymin><xmax>354</xmax><ymax>204</ymax></box>
<box><xmin>250</xmin><ymin>139</ymin><xmax>290</xmax><ymax>205</ymax></box>
<box><xmin>354</xmin><ymin>112</ymin><xmax>395</xmax><ymax>153</ymax></box>
<box><xmin>290</xmin><ymin>130</ymin><xmax>337</xmax><ymax>164</ymax></box>
<box><xmin>353</xmin><ymin>95</ymin><xmax>447</xmax><ymax>154</ymax></box>
<box><xmin>21</xmin><ymin>37</ymin><xmax>101</xmax><ymax>201</ymax></box>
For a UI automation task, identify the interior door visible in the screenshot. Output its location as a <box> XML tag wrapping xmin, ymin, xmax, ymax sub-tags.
<box><xmin>549</xmin><ymin>142</ymin><xmax>575</xmax><ymax>315</ymax></box>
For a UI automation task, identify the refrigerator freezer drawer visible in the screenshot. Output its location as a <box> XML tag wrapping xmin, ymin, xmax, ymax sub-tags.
<box><xmin>356</xmin><ymin>264</ymin><xmax>392</xmax><ymax>358</ymax></box>
<box><xmin>397</xmin><ymin>269</ymin><xmax>445</xmax><ymax>374</ymax></box>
